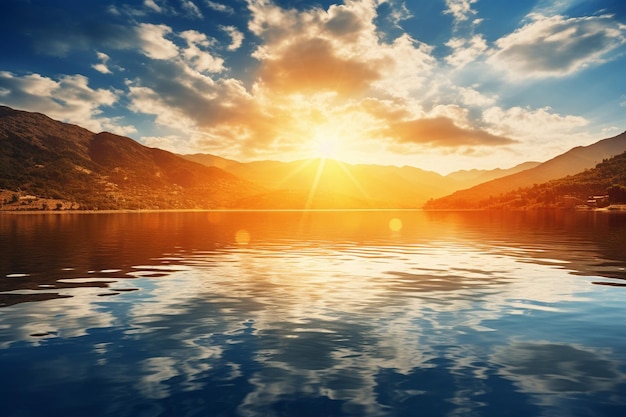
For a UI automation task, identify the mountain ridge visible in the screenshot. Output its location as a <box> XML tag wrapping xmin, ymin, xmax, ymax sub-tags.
<box><xmin>0</xmin><ymin>106</ymin><xmax>260</xmax><ymax>210</ymax></box>
<box><xmin>425</xmin><ymin>130</ymin><xmax>626</xmax><ymax>209</ymax></box>
<box><xmin>2</xmin><ymin>105</ymin><xmax>625</xmax><ymax>210</ymax></box>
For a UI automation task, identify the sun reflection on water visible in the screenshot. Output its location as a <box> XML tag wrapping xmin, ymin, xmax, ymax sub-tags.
<box><xmin>1</xmin><ymin>211</ymin><xmax>626</xmax><ymax>416</ymax></box>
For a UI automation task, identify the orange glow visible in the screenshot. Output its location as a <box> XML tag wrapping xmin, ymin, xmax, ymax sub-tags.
<box><xmin>235</xmin><ymin>230</ymin><xmax>251</xmax><ymax>245</ymax></box>
<box><xmin>389</xmin><ymin>218</ymin><xmax>403</xmax><ymax>232</ymax></box>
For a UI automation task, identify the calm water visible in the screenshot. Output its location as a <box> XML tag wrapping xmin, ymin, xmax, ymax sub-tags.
<box><xmin>1</xmin><ymin>210</ymin><xmax>625</xmax><ymax>417</ymax></box>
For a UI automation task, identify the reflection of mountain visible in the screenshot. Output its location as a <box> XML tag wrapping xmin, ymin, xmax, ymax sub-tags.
<box><xmin>426</xmin><ymin>131</ymin><xmax>626</xmax><ymax>209</ymax></box>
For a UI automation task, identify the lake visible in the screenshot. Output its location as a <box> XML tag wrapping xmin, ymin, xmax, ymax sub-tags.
<box><xmin>1</xmin><ymin>210</ymin><xmax>625</xmax><ymax>417</ymax></box>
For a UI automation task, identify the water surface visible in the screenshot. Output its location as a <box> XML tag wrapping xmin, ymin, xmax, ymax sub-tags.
<box><xmin>1</xmin><ymin>210</ymin><xmax>625</xmax><ymax>416</ymax></box>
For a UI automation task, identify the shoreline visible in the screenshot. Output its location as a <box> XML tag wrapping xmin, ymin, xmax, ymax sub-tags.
<box><xmin>2</xmin><ymin>205</ymin><xmax>626</xmax><ymax>214</ymax></box>
<box><xmin>0</xmin><ymin>208</ymin><xmax>427</xmax><ymax>214</ymax></box>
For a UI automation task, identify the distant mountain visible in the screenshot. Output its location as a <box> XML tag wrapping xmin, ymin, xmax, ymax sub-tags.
<box><xmin>0</xmin><ymin>106</ymin><xmax>259</xmax><ymax>210</ymax></box>
<box><xmin>426</xmin><ymin>131</ymin><xmax>626</xmax><ymax>209</ymax></box>
<box><xmin>446</xmin><ymin>161</ymin><xmax>541</xmax><ymax>188</ymax></box>
<box><xmin>183</xmin><ymin>156</ymin><xmax>444</xmax><ymax>208</ymax></box>
<box><xmin>181</xmin><ymin>153</ymin><xmax>241</xmax><ymax>170</ymax></box>
<box><xmin>4</xmin><ymin>105</ymin><xmax>595</xmax><ymax>211</ymax></box>
<box><xmin>427</xmin><ymin>150</ymin><xmax>626</xmax><ymax>210</ymax></box>
<box><xmin>181</xmin><ymin>154</ymin><xmax>536</xmax><ymax>208</ymax></box>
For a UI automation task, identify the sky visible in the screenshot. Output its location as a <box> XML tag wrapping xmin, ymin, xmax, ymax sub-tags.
<box><xmin>1</xmin><ymin>0</ymin><xmax>626</xmax><ymax>174</ymax></box>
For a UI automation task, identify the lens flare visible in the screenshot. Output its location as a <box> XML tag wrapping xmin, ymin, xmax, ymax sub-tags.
<box><xmin>389</xmin><ymin>218</ymin><xmax>402</xmax><ymax>232</ymax></box>
<box><xmin>235</xmin><ymin>229</ymin><xmax>251</xmax><ymax>245</ymax></box>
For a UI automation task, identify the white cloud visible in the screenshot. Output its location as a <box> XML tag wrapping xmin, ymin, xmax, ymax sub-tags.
<box><xmin>136</xmin><ymin>23</ymin><xmax>179</xmax><ymax>60</ymax></box>
<box><xmin>109</xmin><ymin>0</ymin><xmax>614</xmax><ymax>167</ymax></box>
<box><xmin>445</xmin><ymin>34</ymin><xmax>488</xmax><ymax>68</ymax></box>
<box><xmin>180</xmin><ymin>30</ymin><xmax>225</xmax><ymax>73</ymax></box>
<box><xmin>489</xmin><ymin>14</ymin><xmax>626</xmax><ymax>79</ymax></box>
<box><xmin>482</xmin><ymin>105</ymin><xmax>589</xmax><ymax>138</ymax></box>
<box><xmin>379</xmin><ymin>0</ymin><xmax>413</xmax><ymax>25</ymax></box>
<box><xmin>205</xmin><ymin>0</ymin><xmax>234</xmax><ymax>14</ymax></box>
<box><xmin>128</xmin><ymin>84</ymin><xmax>197</xmax><ymax>133</ymax></box>
<box><xmin>92</xmin><ymin>52</ymin><xmax>113</xmax><ymax>74</ymax></box>
<box><xmin>444</xmin><ymin>0</ymin><xmax>478</xmax><ymax>23</ymax></box>
<box><xmin>127</xmin><ymin>0</ymin><xmax>512</xmax><ymax>162</ymax></box>
<box><xmin>0</xmin><ymin>71</ymin><xmax>136</xmax><ymax>134</ymax></box>
<box><xmin>457</xmin><ymin>86</ymin><xmax>497</xmax><ymax>107</ymax></box>
<box><xmin>246</xmin><ymin>0</ymin><xmax>436</xmax><ymax>99</ymax></box>
<box><xmin>220</xmin><ymin>25</ymin><xmax>245</xmax><ymax>51</ymax></box>
<box><xmin>144</xmin><ymin>0</ymin><xmax>163</xmax><ymax>13</ymax></box>
<box><xmin>182</xmin><ymin>0</ymin><xmax>203</xmax><ymax>18</ymax></box>
<box><xmin>481</xmin><ymin>105</ymin><xmax>592</xmax><ymax>158</ymax></box>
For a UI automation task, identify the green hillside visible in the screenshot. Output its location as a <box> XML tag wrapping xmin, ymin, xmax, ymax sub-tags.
<box><xmin>425</xmin><ymin>151</ymin><xmax>626</xmax><ymax>210</ymax></box>
<box><xmin>0</xmin><ymin>106</ymin><xmax>260</xmax><ymax>210</ymax></box>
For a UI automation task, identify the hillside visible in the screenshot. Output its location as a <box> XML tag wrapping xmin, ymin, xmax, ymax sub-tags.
<box><xmin>445</xmin><ymin>161</ymin><xmax>540</xmax><ymax>189</ymax></box>
<box><xmin>5</xmin><ymin>105</ymin><xmax>623</xmax><ymax>211</ymax></box>
<box><xmin>0</xmin><ymin>106</ymin><xmax>260</xmax><ymax>210</ymax></box>
<box><xmin>425</xmin><ymin>150</ymin><xmax>626</xmax><ymax>210</ymax></box>
<box><xmin>425</xmin><ymin>131</ymin><xmax>626</xmax><ymax>209</ymax></box>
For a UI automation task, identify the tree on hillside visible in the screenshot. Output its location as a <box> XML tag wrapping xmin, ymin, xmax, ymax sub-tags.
<box><xmin>608</xmin><ymin>184</ymin><xmax>626</xmax><ymax>203</ymax></box>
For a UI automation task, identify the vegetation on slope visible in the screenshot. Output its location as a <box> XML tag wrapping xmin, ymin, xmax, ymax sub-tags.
<box><xmin>0</xmin><ymin>106</ymin><xmax>260</xmax><ymax>210</ymax></box>
<box><xmin>424</xmin><ymin>151</ymin><xmax>626</xmax><ymax>209</ymax></box>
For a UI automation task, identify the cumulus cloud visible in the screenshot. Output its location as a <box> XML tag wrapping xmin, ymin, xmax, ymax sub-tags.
<box><xmin>136</xmin><ymin>23</ymin><xmax>179</xmax><ymax>59</ymax></box>
<box><xmin>482</xmin><ymin>105</ymin><xmax>589</xmax><ymax>138</ymax></box>
<box><xmin>379</xmin><ymin>0</ymin><xmax>413</xmax><ymax>25</ymax></box>
<box><xmin>220</xmin><ymin>25</ymin><xmax>244</xmax><ymax>51</ymax></box>
<box><xmin>180</xmin><ymin>30</ymin><xmax>225</xmax><ymax>73</ymax></box>
<box><xmin>457</xmin><ymin>86</ymin><xmax>497</xmax><ymax>107</ymax></box>
<box><xmin>0</xmin><ymin>71</ymin><xmax>135</xmax><ymax>135</ymax></box>
<box><xmin>481</xmin><ymin>105</ymin><xmax>592</xmax><ymax>159</ymax></box>
<box><xmin>127</xmin><ymin>0</ymin><xmax>523</xmax><ymax>161</ymax></box>
<box><xmin>92</xmin><ymin>52</ymin><xmax>113</xmax><ymax>74</ymax></box>
<box><xmin>378</xmin><ymin>116</ymin><xmax>514</xmax><ymax>147</ymax></box>
<box><xmin>444</xmin><ymin>0</ymin><xmax>478</xmax><ymax>24</ymax></box>
<box><xmin>257</xmin><ymin>37</ymin><xmax>384</xmax><ymax>96</ymax></box>
<box><xmin>182</xmin><ymin>0</ymin><xmax>203</xmax><ymax>18</ymax></box>
<box><xmin>205</xmin><ymin>0</ymin><xmax>234</xmax><ymax>14</ymax></box>
<box><xmin>78</xmin><ymin>0</ymin><xmax>603</xmax><ymax>166</ymax></box>
<box><xmin>128</xmin><ymin>60</ymin><xmax>252</xmax><ymax>129</ymax></box>
<box><xmin>144</xmin><ymin>0</ymin><xmax>163</xmax><ymax>13</ymax></box>
<box><xmin>445</xmin><ymin>34</ymin><xmax>488</xmax><ymax>68</ymax></box>
<box><xmin>489</xmin><ymin>14</ymin><xmax>626</xmax><ymax>78</ymax></box>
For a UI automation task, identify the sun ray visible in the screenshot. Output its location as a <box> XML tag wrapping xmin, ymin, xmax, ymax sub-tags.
<box><xmin>272</xmin><ymin>159</ymin><xmax>315</xmax><ymax>190</ymax></box>
<box><xmin>304</xmin><ymin>157</ymin><xmax>326</xmax><ymax>210</ymax></box>
<box><xmin>335</xmin><ymin>160</ymin><xmax>374</xmax><ymax>205</ymax></box>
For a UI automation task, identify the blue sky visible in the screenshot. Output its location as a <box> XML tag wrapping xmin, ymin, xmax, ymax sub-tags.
<box><xmin>1</xmin><ymin>0</ymin><xmax>625</xmax><ymax>173</ymax></box>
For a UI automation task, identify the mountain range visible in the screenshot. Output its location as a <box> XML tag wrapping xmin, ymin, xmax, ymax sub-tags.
<box><xmin>1</xmin><ymin>105</ymin><xmax>625</xmax><ymax>210</ymax></box>
<box><xmin>424</xmin><ymin>130</ymin><xmax>626</xmax><ymax>209</ymax></box>
<box><xmin>0</xmin><ymin>106</ymin><xmax>258</xmax><ymax>210</ymax></box>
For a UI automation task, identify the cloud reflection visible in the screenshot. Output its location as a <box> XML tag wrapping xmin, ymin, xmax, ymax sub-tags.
<box><xmin>1</xmin><ymin>211</ymin><xmax>626</xmax><ymax>416</ymax></box>
<box><xmin>492</xmin><ymin>341</ymin><xmax>626</xmax><ymax>408</ymax></box>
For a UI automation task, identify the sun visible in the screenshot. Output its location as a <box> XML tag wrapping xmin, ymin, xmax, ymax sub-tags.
<box><xmin>314</xmin><ymin>136</ymin><xmax>338</xmax><ymax>159</ymax></box>
<box><xmin>292</xmin><ymin>102</ymin><xmax>373</xmax><ymax>163</ymax></box>
<box><xmin>308</xmin><ymin>124</ymin><xmax>344</xmax><ymax>160</ymax></box>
